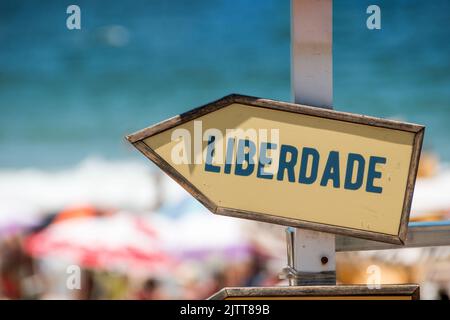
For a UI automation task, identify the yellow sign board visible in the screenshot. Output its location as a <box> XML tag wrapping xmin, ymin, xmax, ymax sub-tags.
<box><xmin>127</xmin><ymin>94</ymin><xmax>424</xmax><ymax>244</ymax></box>
<box><xmin>208</xmin><ymin>285</ymin><xmax>420</xmax><ymax>300</ymax></box>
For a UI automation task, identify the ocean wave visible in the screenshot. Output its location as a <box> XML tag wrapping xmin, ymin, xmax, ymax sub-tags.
<box><xmin>0</xmin><ymin>157</ymin><xmax>449</xmax><ymax>224</ymax></box>
<box><xmin>411</xmin><ymin>163</ymin><xmax>450</xmax><ymax>217</ymax></box>
<box><xmin>0</xmin><ymin>157</ymin><xmax>189</xmax><ymax>219</ymax></box>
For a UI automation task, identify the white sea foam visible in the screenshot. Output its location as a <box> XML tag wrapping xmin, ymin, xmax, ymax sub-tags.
<box><xmin>0</xmin><ymin>157</ymin><xmax>189</xmax><ymax>222</ymax></box>
<box><xmin>0</xmin><ymin>157</ymin><xmax>449</xmax><ymax>224</ymax></box>
<box><xmin>411</xmin><ymin>164</ymin><xmax>450</xmax><ymax>217</ymax></box>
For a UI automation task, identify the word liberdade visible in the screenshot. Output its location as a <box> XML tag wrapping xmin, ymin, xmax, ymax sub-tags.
<box><xmin>204</xmin><ymin>136</ymin><xmax>387</xmax><ymax>194</ymax></box>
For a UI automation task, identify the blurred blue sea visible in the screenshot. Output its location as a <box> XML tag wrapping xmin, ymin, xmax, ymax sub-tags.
<box><xmin>0</xmin><ymin>0</ymin><xmax>449</xmax><ymax>168</ymax></box>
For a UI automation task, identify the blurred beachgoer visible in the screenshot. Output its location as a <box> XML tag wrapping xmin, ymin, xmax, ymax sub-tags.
<box><xmin>136</xmin><ymin>278</ymin><xmax>166</xmax><ymax>300</ymax></box>
<box><xmin>438</xmin><ymin>288</ymin><xmax>449</xmax><ymax>300</ymax></box>
<box><xmin>0</xmin><ymin>235</ymin><xmax>45</xmax><ymax>299</ymax></box>
<box><xmin>96</xmin><ymin>272</ymin><xmax>129</xmax><ymax>300</ymax></box>
<box><xmin>204</xmin><ymin>270</ymin><xmax>226</xmax><ymax>298</ymax></box>
<box><xmin>75</xmin><ymin>269</ymin><xmax>97</xmax><ymax>300</ymax></box>
<box><xmin>243</xmin><ymin>254</ymin><xmax>268</xmax><ymax>287</ymax></box>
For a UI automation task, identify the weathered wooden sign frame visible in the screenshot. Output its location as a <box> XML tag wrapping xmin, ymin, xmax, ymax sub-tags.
<box><xmin>208</xmin><ymin>284</ymin><xmax>420</xmax><ymax>300</ymax></box>
<box><xmin>126</xmin><ymin>94</ymin><xmax>424</xmax><ymax>245</ymax></box>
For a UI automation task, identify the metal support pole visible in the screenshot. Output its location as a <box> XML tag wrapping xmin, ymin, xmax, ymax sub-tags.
<box><xmin>285</xmin><ymin>0</ymin><xmax>336</xmax><ymax>286</ymax></box>
<box><xmin>291</xmin><ymin>0</ymin><xmax>333</xmax><ymax>109</ymax></box>
<box><xmin>336</xmin><ymin>221</ymin><xmax>450</xmax><ymax>252</ymax></box>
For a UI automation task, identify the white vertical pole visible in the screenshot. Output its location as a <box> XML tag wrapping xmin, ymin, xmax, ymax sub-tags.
<box><xmin>289</xmin><ymin>0</ymin><xmax>336</xmax><ymax>286</ymax></box>
<box><xmin>292</xmin><ymin>0</ymin><xmax>333</xmax><ymax>109</ymax></box>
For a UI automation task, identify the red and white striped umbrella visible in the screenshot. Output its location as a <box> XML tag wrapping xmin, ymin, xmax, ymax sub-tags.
<box><xmin>25</xmin><ymin>213</ymin><xmax>172</xmax><ymax>275</ymax></box>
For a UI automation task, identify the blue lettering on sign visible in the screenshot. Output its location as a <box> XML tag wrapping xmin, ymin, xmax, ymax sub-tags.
<box><xmin>203</xmin><ymin>138</ymin><xmax>386</xmax><ymax>194</ymax></box>
<box><xmin>224</xmin><ymin>137</ymin><xmax>235</xmax><ymax>174</ymax></box>
<box><xmin>344</xmin><ymin>153</ymin><xmax>365</xmax><ymax>190</ymax></box>
<box><xmin>277</xmin><ymin>145</ymin><xmax>298</xmax><ymax>183</ymax></box>
<box><xmin>320</xmin><ymin>151</ymin><xmax>340</xmax><ymax>188</ymax></box>
<box><xmin>366</xmin><ymin>156</ymin><xmax>386</xmax><ymax>194</ymax></box>
<box><xmin>204</xmin><ymin>135</ymin><xmax>220</xmax><ymax>173</ymax></box>
<box><xmin>298</xmin><ymin>147</ymin><xmax>320</xmax><ymax>184</ymax></box>
<box><xmin>235</xmin><ymin>139</ymin><xmax>256</xmax><ymax>176</ymax></box>
<box><xmin>257</xmin><ymin>142</ymin><xmax>277</xmax><ymax>179</ymax></box>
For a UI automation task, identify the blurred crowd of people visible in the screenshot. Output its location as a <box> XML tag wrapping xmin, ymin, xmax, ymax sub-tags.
<box><xmin>1</xmin><ymin>154</ymin><xmax>450</xmax><ymax>300</ymax></box>
<box><xmin>0</xmin><ymin>206</ymin><xmax>281</xmax><ymax>300</ymax></box>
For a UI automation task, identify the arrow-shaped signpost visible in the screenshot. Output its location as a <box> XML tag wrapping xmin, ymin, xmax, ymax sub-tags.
<box><xmin>127</xmin><ymin>0</ymin><xmax>424</xmax><ymax>299</ymax></box>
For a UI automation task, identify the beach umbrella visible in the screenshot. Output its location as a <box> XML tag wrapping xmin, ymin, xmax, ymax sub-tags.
<box><xmin>159</xmin><ymin>210</ymin><xmax>253</xmax><ymax>260</ymax></box>
<box><xmin>24</xmin><ymin>212</ymin><xmax>172</xmax><ymax>275</ymax></box>
<box><xmin>0</xmin><ymin>204</ymin><xmax>44</xmax><ymax>238</ymax></box>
